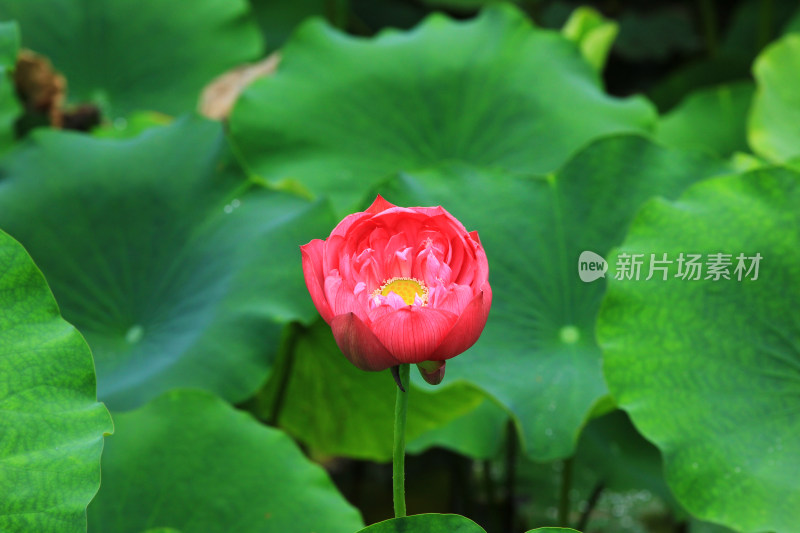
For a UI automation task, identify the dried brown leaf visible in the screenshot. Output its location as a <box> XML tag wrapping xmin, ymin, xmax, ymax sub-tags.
<box><xmin>199</xmin><ymin>53</ymin><xmax>281</xmax><ymax>121</ymax></box>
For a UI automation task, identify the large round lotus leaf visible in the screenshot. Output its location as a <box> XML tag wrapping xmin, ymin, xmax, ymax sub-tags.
<box><xmin>379</xmin><ymin>135</ymin><xmax>731</xmax><ymax>461</ymax></box>
<box><xmin>356</xmin><ymin>515</ymin><xmax>580</xmax><ymax>533</ymax></box>
<box><xmin>356</xmin><ymin>514</ymin><xmax>484</xmax><ymax>533</ymax></box>
<box><xmin>526</xmin><ymin>530</ymin><xmax>581</xmax><ymax>533</ymax></box>
<box><xmin>87</xmin><ymin>389</ymin><xmax>363</xmax><ymax>533</ymax></box>
<box><xmin>0</xmin><ymin>229</ymin><xmax>112</xmax><ymax>532</ymax></box>
<box><xmin>598</xmin><ymin>167</ymin><xmax>800</xmax><ymax>532</ymax></box>
<box><xmin>356</xmin><ymin>515</ymin><xmax>581</xmax><ymax>533</ymax></box>
<box><xmin>657</xmin><ymin>81</ymin><xmax>754</xmax><ymax>158</ymax></box>
<box><xmin>230</xmin><ymin>4</ymin><xmax>655</xmax><ymax>214</ymax></box>
<box><xmin>0</xmin><ymin>0</ymin><xmax>263</xmax><ymax>117</ymax></box>
<box><xmin>0</xmin><ymin>21</ymin><xmax>19</xmax><ymax>151</ymax></box>
<box><xmin>0</xmin><ymin>115</ymin><xmax>335</xmax><ymax>411</ymax></box>
<box><xmin>259</xmin><ymin>320</ymin><xmax>489</xmax><ymax>461</ymax></box>
<box><xmin>749</xmin><ymin>34</ymin><xmax>800</xmax><ymax>162</ymax></box>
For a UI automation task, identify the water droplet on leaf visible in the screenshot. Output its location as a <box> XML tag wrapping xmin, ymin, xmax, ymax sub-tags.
<box><xmin>125</xmin><ymin>325</ymin><xmax>144</xmax><ymax>344</ymax></box>
<box><xmin>559</xmin><ymin>325</ymin><xmax>580</xmax><ymax>344</ymax></box>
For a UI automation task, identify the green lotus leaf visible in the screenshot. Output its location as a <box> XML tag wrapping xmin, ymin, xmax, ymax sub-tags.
<box><xmin>356</xmin><ymin>512</ymin><xmax>583</xmax><ymax>533</ymax></box>
<box><xmin>561</xmin><ymin>6</ymin><xmax>618</xmax><ymax>72</ymax></box>
<box><xmin>87</xmin><ymin>389</ymin><xmax>363</xmax><ymax>533</ymax></box>
<box><xmin>657</xmin><ymin>81</ymin><xmax>754</xmax><ymax>157</ymax></box>
<box><xmin>598</xmin><ymin>167</ymin><xmax>800</xmax><ymax>532</ymax></box>
<box><xmin>355</xmin><ymin>514</ymin><xmax>484</xmax><ymax>533</ymax></box>
<box><xmin>0</xmin><ymin>115</ymin><xmax>334</xmax><ymax>410</ymax></box>
<box><xmin>379</xmin><ymin>134</ymin><xmax>731</xmax><ymax>461</ymax></box>
<box><xmin>407</xmin><ymin>398</ymin><xmax>508</xmax><ymax>459</ymax></box>
<box><xmin>0</xmin><ymin>0</ymin><xmax>263</xmax><ymax>117</ymax></box>
<box><xmin>526</xmin><ymin>530</ymin><xmax>581</xmax><ymax>533</ymax></box>
<box><xmin>230</xmin><ymin>4</ymin><xmax>655</xmax><ymax>214</ymax></box>
<box><xmin>749</xmin><ymin>33</ymin><xmax>800</xmax><ymax>162</ymax></box>
<box><xmin>0</xmin><ymin>229</ymin><xmax>112</xmax><ymax>532</ymax></box>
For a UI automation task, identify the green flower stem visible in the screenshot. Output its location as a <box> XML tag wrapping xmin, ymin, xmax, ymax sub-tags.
<box><xmin>392</xmin><ymin>363</ymin><xmax>410</xmax><ymax>518</ymax></box>
<box><xmin>503</xmin><ymin>420</ymin><xmax>518</xmax><ymax>532</ymax></box>
<box><xmin>265</xmin><ymin>322</ymin><xmax>302</xmax><ymax>426</ymax></box>
<box><xmin>577</xmin><ymin>481</ymin><xmax>606</xmax><ymax>531</ymax></box>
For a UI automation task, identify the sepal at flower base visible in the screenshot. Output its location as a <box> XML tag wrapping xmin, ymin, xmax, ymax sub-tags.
<box><xmin>417</xmin><ymin>360</ymin><xmax>446</xmax><ymax>385</ymax></box>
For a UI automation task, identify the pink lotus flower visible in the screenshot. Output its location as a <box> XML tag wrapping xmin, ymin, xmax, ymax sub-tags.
<box><xmin>301</xmin><ymin>196</ymin><xmax>491</xmax><ymax>385</ymax></box>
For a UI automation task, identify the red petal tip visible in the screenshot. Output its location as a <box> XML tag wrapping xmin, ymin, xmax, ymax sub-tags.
<box><xmin>366</xmin><ymin>195</ymin><xmax>397</xmax><ymax>214</ymax></box>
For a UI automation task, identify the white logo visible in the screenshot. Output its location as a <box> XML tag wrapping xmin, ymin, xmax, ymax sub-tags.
<box><xmin>578</xmin><ymin>251</ymin><xmax>608</xmax><ymax>283</ymax></box>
